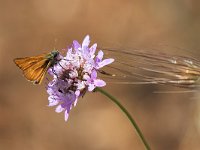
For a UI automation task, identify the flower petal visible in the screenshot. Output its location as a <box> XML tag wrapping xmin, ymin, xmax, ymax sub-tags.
<box><xmin>64</xmin><ymin>110</ymin><xmax>69</xmax><ymax>122</ymax></box>
<box><xmin>97</xmin><ymin>50</ymin><xmax>104</xmax><ymax>60</ymax></box>
<box><xmin>73</xmin><ymin>97</ymin><xmax>79</xmax><ymax>106</ymax></box>
<box><xmin>83</xmin><ymin>74</ymin><xmax>90</xmax><ymax>80</ymax></box>
<box><xmin>75</xmin><ymin>90</ymin><xmax>80</xmax><ymax>97</ymax></box>
<box><xmin>90</xmin><ymin>43</ymin><xmax>97</xmax><ymax>57</ymax></box>
<box><xmin>94</xmin><ymin>79</ymin><xmax>106</xmax><ymax>87</ymax></box>
<box><xmin>73</xmin><ymin>40</ymin><xmax>81</xmax><ymax>50</ymax></box>
<box><xmin>97</xmin><ymin>58</ymin><xmax>114</xmax><ymax>68</ymax></box>
<box><xmin>48</xmin><ymin>96</ymin><xmax>59</xmax><ymax>106</ymax></box>
<box><xmin>88</xmin><ymin>84</ymin><xmax>95</xmax><ymax>91</ymax></box>
<box><xmin>91</xmin><ymin>70</ymin><xmax>97</xmax><ymax>79</ymax></box>
<box><xmin>55</xmin><ymin>105</ymin><xmax>65</xmax><ymax>113</ymax></box>
<box><xmin>82</xmin><ymin>35</ymin><xmax>90</xmax><ymax>49</ymax></box>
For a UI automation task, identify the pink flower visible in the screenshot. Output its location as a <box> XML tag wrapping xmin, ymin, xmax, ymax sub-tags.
<box><xmin>47</xmin><ymin>35</ymin><xmax>114</xmax><ymax>121</ymax></box>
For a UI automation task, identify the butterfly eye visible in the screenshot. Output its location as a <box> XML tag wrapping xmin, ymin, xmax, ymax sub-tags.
<box><xmin>53</xmin><ymin>51</ymin><xmax>59</xmax><ymax>58</ymax></box>
<box><xmin>54</xmin><ymin>53</ymin><xmax>58</xmax><ymax>58</ymax></box>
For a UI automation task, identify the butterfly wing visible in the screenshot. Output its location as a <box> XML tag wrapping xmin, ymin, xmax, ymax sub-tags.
<box><xmin>23</xmin><ymin>59</ymin><xmax>50</xmax><ymax>84</ymax></box>
<box><xmin>14</xmin><ymin>53</ymin><xmax>51</xmax><ymax>84</ymax></box>
<box><xmin>14</xmin><ymin>54</ymin><xmax>47</xmax><ymax>70</ymax></box>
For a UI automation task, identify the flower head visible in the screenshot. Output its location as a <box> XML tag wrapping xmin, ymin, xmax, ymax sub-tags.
<box><xmin>47</xmin><ymin>35</ymin><xmax>114</xmax><ymax>121</ymax></box>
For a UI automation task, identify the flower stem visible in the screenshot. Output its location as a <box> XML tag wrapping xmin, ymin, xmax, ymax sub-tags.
<box><xmin>95</xmin><ymin>87</ymin><xmax>151</xmax><ymax>150</ymax></box>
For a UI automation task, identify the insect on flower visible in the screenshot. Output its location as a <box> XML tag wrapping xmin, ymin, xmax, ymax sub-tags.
<box><xmin>14</xmin><ymin>34</ymin><xmax>200</xmax><ymax>121</ymax></box>
<box><xmin>14</xmin><ymin>50</ymin><xmax>61</xmax><ymax>84</ymax></box>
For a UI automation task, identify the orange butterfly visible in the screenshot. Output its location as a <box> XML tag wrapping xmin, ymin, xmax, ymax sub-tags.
<box><xmin>14</xmin><ymin>50</ymin><xmax>60</xmax><ymax>84</ymax></box>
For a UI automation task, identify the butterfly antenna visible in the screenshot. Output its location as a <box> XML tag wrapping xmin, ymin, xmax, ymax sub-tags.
<box><xmin>53</xmin><ymin>38</ymin><xmax>58</xmax><ymax>51</ymax></box>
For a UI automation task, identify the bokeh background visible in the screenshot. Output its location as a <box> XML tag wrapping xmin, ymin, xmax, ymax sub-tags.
<box><xmin>1</xmin><ymin>0</ymin><xmax>200</xmax><ymax>149</ymax></box>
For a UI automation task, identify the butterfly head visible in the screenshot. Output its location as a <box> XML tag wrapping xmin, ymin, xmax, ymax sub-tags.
<box><xmin>50</xmin><ymin>50</ymin><xmax>59</xmax><ymax>59</ymax></box>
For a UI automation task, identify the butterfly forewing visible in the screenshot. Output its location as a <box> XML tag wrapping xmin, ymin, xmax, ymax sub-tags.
<box><xmin>14</xmin><ymin>54</ymin><xmax>47</xmax><ymax>70</ymax></box>
<box><xmin>14</xmin><ymin>51</ymin><xmax>58</xmax><ymax>84</ymax></box>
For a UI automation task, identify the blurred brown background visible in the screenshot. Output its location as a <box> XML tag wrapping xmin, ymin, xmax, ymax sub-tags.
<box><xmin>1</xmin><ymin>0</ymin><xmax>200</xmax><ymax>150</ymax></box>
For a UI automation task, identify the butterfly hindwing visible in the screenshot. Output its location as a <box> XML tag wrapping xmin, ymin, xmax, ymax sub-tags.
<box><xmin>22</xmin><ymin>59</ymin><xmax>50</xmax><ymax>84</ymax></box>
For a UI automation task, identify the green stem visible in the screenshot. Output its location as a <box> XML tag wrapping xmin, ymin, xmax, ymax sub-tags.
<box><xmin>95</xmin><ymin>87</ymin><xmax>151</xmax><ymax>150</ymax></box>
